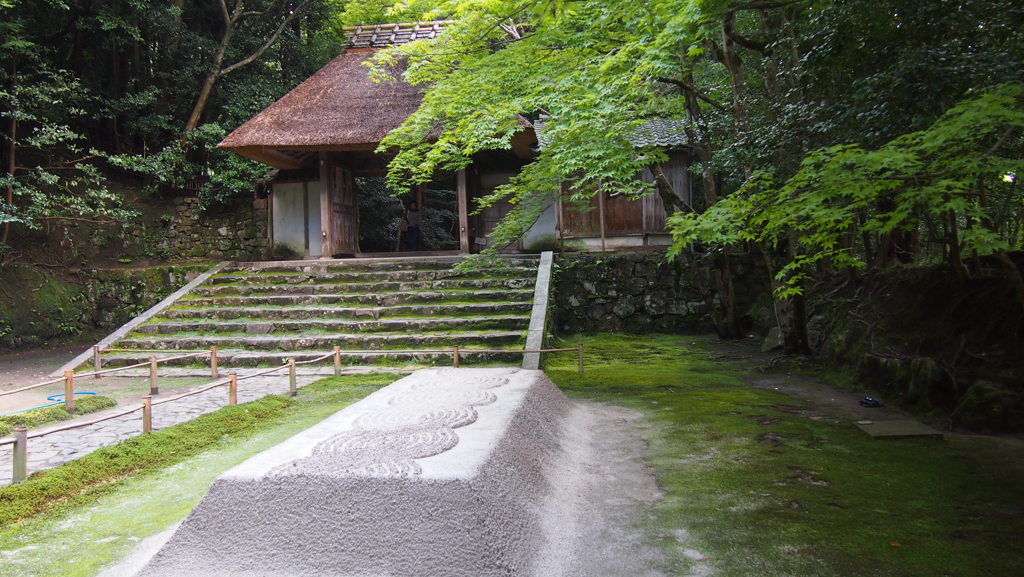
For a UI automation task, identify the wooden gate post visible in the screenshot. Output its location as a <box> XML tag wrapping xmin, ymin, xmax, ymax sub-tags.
<box><xmin>93</xmin><ymin>345</ymin><xmax>101</xmax><ymax>378</ymax></box>
<box><xmin>333</xmin><ymin>346</ymin><xmax>341</xmax><ymax>376</ymax></box>
<box><xmin>228</xmin><ymin>373</ymin><xmax>238</xmax><ymax>406</ymax></box>
<box><xmin>578</xmin><ymin>344</ymin><xmax>584</xmax><ymax>375</ymax></box>
<box><xmin>453</xmin><ymin>346</ymin><xmax>460</xmax><ymax>368</ymax></box>
<box><xmin>142</xmin><ymin>396</ymin><xmax>153</xmax><ymax>434</ymax></box>
<box><xmin>211</xmin><ymin>345</ymin><xmax>219</xmax><ymax>379</ymax></box>
<box><xmin>63</xmin><ymin>371</ymin><xmax>75</xmax><ymax>413</ymax></box>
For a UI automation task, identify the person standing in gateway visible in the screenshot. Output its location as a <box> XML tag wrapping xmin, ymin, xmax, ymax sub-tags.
<box><xmin>405</xmin><ymin>201</ymin><xmax>421</xmax><ymax>251</ymax></box>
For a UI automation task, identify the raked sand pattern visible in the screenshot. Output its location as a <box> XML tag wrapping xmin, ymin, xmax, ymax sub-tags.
<box><xmin>124</xmin><ymin>367</ymin><xmax>668</xmax><ymax>577</ymax></box>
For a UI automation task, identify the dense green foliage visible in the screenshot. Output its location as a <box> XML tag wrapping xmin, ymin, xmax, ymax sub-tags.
<box><xmin>0</xmin><ymin>395</ymin><xmax>116</xmax><ymax>437</ymax></box>
<box><xmin>0</xmin><ymin>0</ymin><xmax>353</xmax><ymax>251</ymax></box>
<box><xmin>547</xmin><ymin>334</ymin><xmax>1024</xmax><ymax>577</ymax></box>
<box><xmin>2</xmin><ymin>0</ymin><xmax>1022</xmax><ymax>352</ymax></box>
<box><xmin>374</xmin><ymin>0</ymin><xmax>1024</xmax><ymax>348</ymax></box>
<box><xmin>669</xmin><ymin>83</ymin><xmax>1024</xmax><ymax>296</ymax></box>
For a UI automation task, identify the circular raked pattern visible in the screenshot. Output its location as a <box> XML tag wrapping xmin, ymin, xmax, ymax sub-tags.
<box><xmin>274</xmin><ymin>372</ymin><xmax>509</xmax><ymax>479</ymax></box>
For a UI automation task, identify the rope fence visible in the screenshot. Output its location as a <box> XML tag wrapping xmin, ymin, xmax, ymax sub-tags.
<box><xmin>0</xmin><ymin>343</ymin><xmax>584</xmax><ymax>484</ymax></box>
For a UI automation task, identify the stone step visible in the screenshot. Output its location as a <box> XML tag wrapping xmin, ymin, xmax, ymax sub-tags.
<box><xmin>160</xmin><ymin>302</ymin><xmax>533</xmax><ymax>321</ymax></box>
<box><xmin>133</xmin><ymin>315</ymin><xmax>531</xmax><ymax>335</ymax></box>
<box><xmin>223</xmin><ymin>256</ymin><xmax>539</xmax><ymax>275</ymax></box>
<box><xmin>178</xmin><ymin>289</ymin><xmax>534</xmax><ymax>308</ymax></box>
<box><xmin>207</xmin><ymin>267</ymin><xmax>539</xmax><ymax>285</ymax></box>
<box><xmin>192</xmin><ymin>277</ymin><xmax>535</xmax><ymax>297</ymax></box>
<box><xmin>114</xmin><ymin>330</ymin><xmax>526</xmax><ymax>352</ymax></box>
<box><xmin>97</xmin><ymin>348</ymin><xmax>524</xmax><ymax>369</ymax></box>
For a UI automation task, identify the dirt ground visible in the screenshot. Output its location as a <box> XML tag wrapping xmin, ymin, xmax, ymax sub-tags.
<box><xmin>0</xmin><ymin>344</ymin><xmax>90</xmax><ymax>414</ymax></box>
<box><xmin>0</xmin><ymin>344</ymin><xmax>210</xmax><ymax>415</ymax></box>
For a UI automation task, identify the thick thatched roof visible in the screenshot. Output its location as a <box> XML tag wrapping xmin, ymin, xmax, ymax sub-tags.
<box><xmin>217</xmin><ymin>49</ymin><xmax>423</xmax><ymax>169</ymax></box>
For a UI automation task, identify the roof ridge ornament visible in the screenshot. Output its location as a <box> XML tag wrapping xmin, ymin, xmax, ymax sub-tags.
<box><xmin>343</xmin><ymin>20</ymin><xmax>454</xmax><ymax>49</ymax></box>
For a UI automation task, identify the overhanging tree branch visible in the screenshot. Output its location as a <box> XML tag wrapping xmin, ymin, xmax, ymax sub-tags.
<box><xmin>184</xmin><ymin>0</ymin><xmax>315</xmax><ymax>133</ymax></box>
<box><xmin>656</xmin><ymin>77</ymin><xmax>729</xmax><ymax>112</ymax></box>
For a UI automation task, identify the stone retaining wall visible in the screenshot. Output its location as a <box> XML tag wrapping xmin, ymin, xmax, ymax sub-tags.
<box><xmin>0</xmin><ymin>264</ymin><xmax>209</xmax><ymax>349</ymax></box>
<box><xmin>552</xmin><ymin>252</ymin><xmax>713</xmax><ymax>333</ymax></box>
<box><xmin>167</xmin><ymin>197</ymin><xmax>268</xmax><ymax>261</ymax></box>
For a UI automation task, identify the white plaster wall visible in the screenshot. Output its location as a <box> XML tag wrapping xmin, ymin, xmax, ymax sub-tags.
<box><xmin>272</xmin><ymin>182</ymin><xmax>321</xmax><ymax>257</ymax></box>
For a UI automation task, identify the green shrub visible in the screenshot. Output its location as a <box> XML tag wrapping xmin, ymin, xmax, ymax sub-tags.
<box><xmin>0</xmin><ymin>396</ymin><xmax>117</xmax><ymax>437</ymax></box>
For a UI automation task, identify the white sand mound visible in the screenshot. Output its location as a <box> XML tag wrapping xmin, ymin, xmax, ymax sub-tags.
<box><xmin>131</xmin><ymin>367</ymin><xmax>666</xmax><ymax>577</ymax></box>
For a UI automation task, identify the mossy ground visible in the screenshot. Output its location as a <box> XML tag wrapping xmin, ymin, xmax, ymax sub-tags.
<box><xmin>3</xmin><ymin>336</ymin><xmax>1021</xmax><ymax>577</ymax></box>
<box><xmin>0</xmin><ymin>396</ymin><xmax>117</xmax><ymax>437</ymax></box>
<box><xmin>546</xmin><ymin>333</ymin><xmax>1024</xmax><ymax>577</ymax></box>
<box><xmin>0</xmin><ymin>373</ymin><xmax>398</xmax><ymax>577</ymax></box>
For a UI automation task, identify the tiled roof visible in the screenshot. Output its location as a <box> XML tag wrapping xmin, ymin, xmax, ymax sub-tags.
<box><xmin>630</xmin><ymin>118</ymin><xmax>689</xmax><ymax>147</ymax></box>
<box><xmin>344</xmin><ymin>21</ymin><xmax>453</xmax><ymax>49</ymax></box>
<box><xmin>533</xmin><ymin>116</ymin><xmax>688</xmax><ymax>149</ymax></box>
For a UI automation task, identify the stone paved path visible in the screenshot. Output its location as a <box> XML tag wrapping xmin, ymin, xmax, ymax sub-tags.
<box><xmin>0</xmin><ymin>370</ymin><xmax>325</xmax><ymax>486</ymax></box>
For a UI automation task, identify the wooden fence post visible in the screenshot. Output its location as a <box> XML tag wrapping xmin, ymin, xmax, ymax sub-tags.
<box><xmin>93</xmin><ymin>345</ymin><xmax>101</xmax><ymax>378</ymax></box>
<box><xmin>149</xmin><ymin>356</ymin><xmax>159</xmax><ymax>395</ymax></box>
<box><xmin>210</xmin><ymin>345</ymin><xmax>219</xmax><ymax>379</ymax></box>
<box><xmin>333</xmin><ymin>346</ymin><xmax>341</xmax><ymax>376</ymax></box>
<box><xmin>228</xmin><ymin>373</ymin><xmax>238</xmax><ymax>406</ymax></box>
<box><xmin>142</xmin><ymin>396</ymin><xmax>153</xmax><ymax>434</ymax></box>
<box><xmin>12</xmin><ymin>426</ymin><xmax>28</xmax><ymax>484</ymax></box>
<box><xmin>288</xmin><ymin>359</ymin><xmax>297</xmax><ymax>397</ymax></box>
<box><xmin>578</xmin><ymin>344</ymin><xmax>584</xmax><ymax>375</ymax></box>
<box><xmin>63</xmin><ymin>371</ymin><xmax>75</xmax><ymax>413</ymax></box>
<box><xmin>453</xmin><ymin>345</ymin><xmax>460</xmax><ymax>368</ymax></box>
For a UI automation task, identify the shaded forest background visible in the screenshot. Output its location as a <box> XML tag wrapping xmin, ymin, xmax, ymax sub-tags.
<box><xmin>1</xmin><ymin>0</ymin><xmax>1023</xmax><ymax>430</ymax></box>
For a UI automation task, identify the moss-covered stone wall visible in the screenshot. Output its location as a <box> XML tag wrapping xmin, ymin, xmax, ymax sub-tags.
<box><xmin>0</xmin><ymin>264</ymin><xmax>209</xmax><ymax>349</ymax></box>
<box><xmin>552</xmin><ymin>252</ymin><xmax>713</xmax><ymax>333</ymax></box>
<box><xmin>167</xmin><ymin>197</ymin><xmax>268</xmax><ymax>261</ymax></box>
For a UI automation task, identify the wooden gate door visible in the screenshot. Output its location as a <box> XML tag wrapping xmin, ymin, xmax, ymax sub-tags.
<box><xmin>330</xmin><ymin>166</ymin><xmax>358</xmax><ymax>256</ymax></box>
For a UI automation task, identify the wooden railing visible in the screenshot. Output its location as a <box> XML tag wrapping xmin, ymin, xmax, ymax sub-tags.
<box><xmin>0</xmin><ymin>345</ymin><xmax>584</xmax><ymax>484</ymax></box>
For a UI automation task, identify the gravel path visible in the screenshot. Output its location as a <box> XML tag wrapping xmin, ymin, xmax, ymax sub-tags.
<box><xmin>0</xmin><ymin>370</ymin><xmax>321</xmax><ymax>485</ymax></box>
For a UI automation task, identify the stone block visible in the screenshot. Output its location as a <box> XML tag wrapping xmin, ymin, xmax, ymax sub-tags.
<box><xmin>134</xmin><ymin>369</ymin><xmax>572</xmax><ymax>577</ymax></box>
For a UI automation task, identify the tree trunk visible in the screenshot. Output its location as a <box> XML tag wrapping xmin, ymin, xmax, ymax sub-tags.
<box><xmin>183</xmin><ymin>0</ymin><xmax>314</xmax><ymax>134</ymax></box>
<box><xmin>947</xmin><ymin>208</ymin><xmax>967</xmax><ymax>283</ymax></box>
<box><xmin>184</xmin><ymin>21</ymin><xmax>234</xmax><ymax>134</ymax></box>
<box><xmin>650</xmin><ymin>162</ymin><xmax>689</xmax><ymax>213</ymax></box>
<box><xmin>2</xmin><ymin>62</ymin><xmax>16</xmax><ymax>245</ymax></box>
<box><xmin>997</xmin><ymin>250</ymin><xmax>1024</xmax><ymax>312</ymax></box>
<box><xmin>761</xmin><ymin>243</ymin><xmax>810</xmax><ymax>354</ymax></box>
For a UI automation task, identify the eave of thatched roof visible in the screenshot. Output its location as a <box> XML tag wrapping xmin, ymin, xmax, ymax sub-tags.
<box><xmin>218</xmin><ymin>48</ymin><xmax>422</xmax><ymax>168</ymax></box>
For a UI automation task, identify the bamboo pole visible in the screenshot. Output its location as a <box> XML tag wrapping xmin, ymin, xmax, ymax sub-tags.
<box><xmin>93</xmin><ymin>345</ymin><xmax>101</xmax><ymax>378</ymax></box>
<box><xmin>210</xmin><ymin>345</ymin><xmax>219</xmax><ymax>379</ymax></box>
<box><xmin>333</xmin><ymin>346</ymin><xmax>341</xmax><ymax>376</ymax></box>
<box><xmin>149</xmin><ymin>356</ymin><xmax>159</xmax><ymax>395</ymax></box>
<box><xmin>142</xmin><ymin>396</ymin><xmax>153</xmax><ymax>434</ymax></box>
<box><xmin>63</xmin><ymin>371</ymin><xmax>75</xmax><ymax>413</ymax></box>
<box><xmin>12</xmin><ymin>426</ymin><xmax>27</xmax><ymax>483</ymax></box>
<box><xmin>228</xmin><ymin>373</ymin><xmax>238</xmax><ymax>406</ymax></box>
<box><xmin>288</xmin><ymin>359</ymin><xmax>297</xmax><ymax>397</ymax></box>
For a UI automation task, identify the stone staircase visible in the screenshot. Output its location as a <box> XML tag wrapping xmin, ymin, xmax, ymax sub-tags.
<box><xmin>96</xmin><ymin>255</ymin><xmax>540</xmax><ymax>369</ymax></box>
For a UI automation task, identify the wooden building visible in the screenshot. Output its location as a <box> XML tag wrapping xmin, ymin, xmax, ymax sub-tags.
<box><xmin>219</xmin><ymin>22</ymin><xmax>689</xmax><ymax>258</ymax></box>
